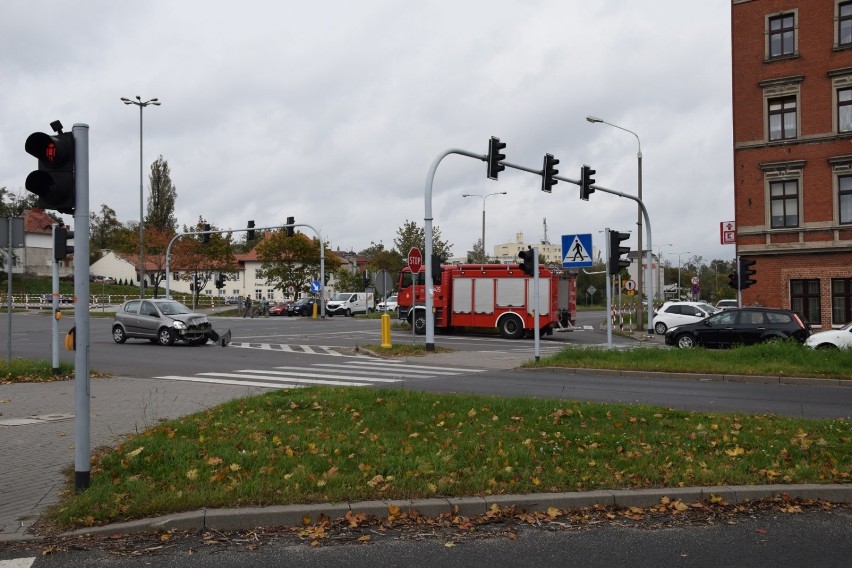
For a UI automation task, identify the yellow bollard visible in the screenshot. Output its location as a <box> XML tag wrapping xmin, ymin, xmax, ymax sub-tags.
<box><xmin>380</xmin><ymin>313</ymin><xmax>392</xmax><ymax>348</ymax></box>
<box><xmin>312</xmin><ymin>301</ymin><xmax>318</xmax><ymax>319</ymax></box>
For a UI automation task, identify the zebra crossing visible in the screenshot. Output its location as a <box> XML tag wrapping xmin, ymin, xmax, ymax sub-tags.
<box><xmin>227</xmin><ymin>342</ymin><xmax>344</xmax><ymax>356</ymax></box>
<box><xmin>153</xmin><ymin>358</ymin><xmax>485</xmax><ymax>390</ymax></box>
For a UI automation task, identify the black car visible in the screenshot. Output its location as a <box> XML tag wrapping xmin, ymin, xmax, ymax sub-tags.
<box><xmin>664</xmin><ymin>307</ymin><xmax>811</xmax><ymax>349</ymax></box>
<box><xmin>286</xmin><ymin>298</ymin><xmax>318</xmax><ymax>317</ymax></box>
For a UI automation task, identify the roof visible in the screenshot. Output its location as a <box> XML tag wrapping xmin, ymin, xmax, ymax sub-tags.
<box><xmin>24</xmin><ymin>208</ymin><xmax>61</xmax><ymax>234</ymax></box>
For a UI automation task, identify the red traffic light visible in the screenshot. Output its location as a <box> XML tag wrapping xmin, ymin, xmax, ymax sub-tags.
<box><xmin>25</xmin><ymin>130</ymin><xmax>75</xmax><ymax>214</ymax></box>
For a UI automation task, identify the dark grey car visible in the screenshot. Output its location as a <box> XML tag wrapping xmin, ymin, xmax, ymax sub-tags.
<box><xmin>664</xmin><ymin>307</ymin><xmax>811</xmax><ymax>349</ymax></box>
<box><xmin>112</xmin><ymin>299</ymin><xmax>214</xmax><ymax>346</ymax></box>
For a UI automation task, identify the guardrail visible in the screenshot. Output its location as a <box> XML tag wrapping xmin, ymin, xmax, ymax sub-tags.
<box><xmin>0</xmin><ymin>295</ymin><xmax>232</xmax><ymax>310</ymax></box>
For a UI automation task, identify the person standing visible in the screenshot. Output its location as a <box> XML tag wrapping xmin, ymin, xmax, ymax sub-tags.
<box><xmin>243</xmin><ymin>295</ymin><xmax>252</xmax><ymax>318</ymax></box>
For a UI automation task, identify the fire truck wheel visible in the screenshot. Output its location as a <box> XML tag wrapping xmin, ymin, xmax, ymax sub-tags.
<box><xmin>499</xmin><ymin>315</ymin><xmax>525</xmax><ymax>339</ymax></box>
<box><xmin>413</xmin><ymin>312</ymin><xmax>427</xmax><ymax>335</ymax></box>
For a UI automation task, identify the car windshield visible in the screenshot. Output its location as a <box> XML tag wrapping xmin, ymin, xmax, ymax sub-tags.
<box><xmin>388</xmin><ymin>296</ymin><xmax>397</xmax><ymax>302</ymax></box>
<box><xmin>697</xmin><ymin>303</ymin><xmax>716</xmax><ymax>314</ymax></box>
<box><xmin>156</xmin><ymin>301</ymin><xmax>192</xmax><ymax>316</ymax></box>
<box><xmin>331</xmin><ymin>294</ymin><xmax>351</xmax><ymax>301</ymax></box>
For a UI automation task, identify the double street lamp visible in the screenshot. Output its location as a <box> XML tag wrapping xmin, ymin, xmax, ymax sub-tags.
<box><xmin>121</xmin><ymin>96</ymin><xmax>161</xmax><ymax>299</ymax></box>
<box><xmin>462</xmin><ymin>191</ymin><xmax>507</xmax><ymax>262</ymax></box>
<box><xmin>586</xmin><ymin>116</ymin><xmax>646</xmax><ymax>330</ymax></box>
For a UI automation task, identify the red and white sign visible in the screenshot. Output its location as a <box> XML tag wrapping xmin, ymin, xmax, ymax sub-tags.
<box><xmin>408</xmin><ymin>247</ymin><xmax>423</xmax><ymax>273</ymax></box>
<box><xmin>720</xmin><ymin>221</ymin><xmax>736</xmax><ymax>245</ymax></box>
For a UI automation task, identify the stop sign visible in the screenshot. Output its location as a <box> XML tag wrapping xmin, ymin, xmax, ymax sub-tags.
<box><xmin>408</xmin><ymin>247</ymin><xmax>423</xmax><ymax>273</ymax></box>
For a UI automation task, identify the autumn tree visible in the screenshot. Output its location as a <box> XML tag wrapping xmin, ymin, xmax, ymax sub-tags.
<box><xmin>145</xmin><ymin>155</ymin><xmax>178</xmax><ymax>233</ymax></box>
<box><xmin>256</xmin><ymin>230</ymin><xmax>340</xmax><ymax>298</ymax></box>
<box><xmin>394</xmin><ymin>219</ymin><xmax>452</xmax><ymax>262</ymax></box>
<box><xmin>172</xmin><ymin>217</ymin><xmax>236</xmax><ymax>304</ymax></box>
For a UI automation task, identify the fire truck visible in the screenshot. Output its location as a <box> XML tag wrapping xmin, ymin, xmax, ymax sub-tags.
<box><xmin>396</xmin><ymin>263</ymin><xmax>576</xmax><ymax>339</ymax></box>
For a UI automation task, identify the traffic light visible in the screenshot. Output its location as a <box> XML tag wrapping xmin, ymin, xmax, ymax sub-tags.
<box><xmin>25</xmin><ymin>123</ymin><xmax>76</xmax><ymax>214</ymax></box>
<box><xmin>607</xmin><ymin>229</ymin><xmax>631</xmax><ymax>275</ymax></box>
<box><xmin>518</xmin><ymin>247</ymin><xmax>534</xmax><ymax>276</ymax></box>
<box><xmin>486</xmin><ymin>136</ymin><xmax>506</xmax><ymax>180</ymax></box>
<box><xmin>53</xmin><ymin>226</ymin><xmax>74</xmax><ymax>261</ymax></box>
<box><xmin>580</xmin><ymin>164</ymin><xmax>596</xmax><ymax>201</ymax></box>
<box><xmin>728</xmin><ymin>272</ymin><xmax>739</xmax><ymax>290</ymax></box>
<box><xmin>215</xmin><ymin>273</ymin><xmax>226</xmax><ymax>289</ymax></box>
<box><xmin>541</xmin><ymin>153</ymin><xmax>559</xmax><ymax>193</ymax></box>
<box><xmin>247</xmin><ymin>220</ymin><xmax>255</xmax><ymax>241</ymax></box>
<box><xmin>739</xmin><ymin>258</ymin><xmax>757</xmax><ymax>289</ymax></box>
<box><xmin>202</xmin><ymin>223</ymin><xmax>211</xmax><ymax>244</ymax></box>
<box><xmin>286</xmin><ymin>216</ymin><xmax>295</xmax><ymax>237</ymax></box>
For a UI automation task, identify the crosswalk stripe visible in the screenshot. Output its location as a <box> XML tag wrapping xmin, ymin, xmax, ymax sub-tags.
<box><xmin>199</xmin><ymin>372</ymin><xmax>396</xmax><ymax>387</ymax></box>
<box><xmin>342</xmin><ymin>360</ymin><xmax>486</xmax><ymax>374</ymax></box>
<box><xmin>155</xmin><ymin>375</ymin><xmax>302</xmax><ymax>389</ymax></box>
<box><xmin>232</xmin><ymin>369</ymin><xmax>401</xmax><ymax>383</ymax></box>
<box><xmin>227</xmin><ymin>343</ymin><xmax>344</xmax><ymax>356</ymax></box>
<box><xmin>311</xmin><ymin>362</ymin><xmax>479</xmax><ymax>376</ymax></box>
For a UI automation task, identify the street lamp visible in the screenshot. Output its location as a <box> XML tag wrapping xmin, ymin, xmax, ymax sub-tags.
<box><xmin>121</xmin><ymin>95</ymin><xmax>161</xmax><ymax>299</ymax></box>
<box><xmin>675</xmin><ymin>251</ymin><xmax>691</xmax><ymax>301</ymax></box>
<box><xmin>586</xmin><ymin>115</ymin><xmax>647</xmax><ymax>330</ymax></box>
<box><xmin>655</xmin><ymin>244</ymin><xmax>672</xmax><ymax>303</ymax></box>
<box><xmin>462</xmin><ymin>191</ymin><xmax>507</xmax><ymax>262</ymax></box>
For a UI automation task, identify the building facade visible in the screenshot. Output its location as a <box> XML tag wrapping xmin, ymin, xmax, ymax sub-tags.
<box><xmin>732</xmin><ymin>0</ymin><xmax>852</xmax><ymax>328</ymax></box>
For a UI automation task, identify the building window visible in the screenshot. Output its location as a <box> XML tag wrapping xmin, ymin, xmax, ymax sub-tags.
<box><xmin>768</xmin><ymin>96</ymin><xmax>797</xmax><ymax>140</ymax></box>
<box><xmin>770</xmin><ymin>180</ymin><xmax>799</xmax><ymax>228</ymax></box>
<box><xmin>769</xmin><ymin>13</ymin><xmax>795</xmax><ymax>58</ymax></box>
<box><xmin>832</xmin><ymin>278</ymin><xmax>852</xmax><ymax>325</ymax></box>
<box><xmin>840</xmin><ymin>88</ymin><xmax>852</xmax><ymax>132</ymax></box>
<box><xmin>790</xmin><ymin>279</ymin><xmax>821</xmax><ymax>324</ymax></box>
<box><xmin>840</xmin><ymin>2</ymin><xmax>852</xmax><ymax>46</ymax></box>
<box><xmin>841</xmin><ymin>175</ymin><xmax>852</xmax><ymax>224</ymax></box>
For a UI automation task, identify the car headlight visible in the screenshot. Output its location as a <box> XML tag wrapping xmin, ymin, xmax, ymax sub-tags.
<box><xmin>172</xmin><ymin>321</ymin><xmax>187</xmax><ymax>330</ymax></box>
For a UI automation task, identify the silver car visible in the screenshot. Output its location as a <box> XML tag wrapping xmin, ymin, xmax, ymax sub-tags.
<box><xmin>112</xmin><ymin>299</ymin><xmax>214</xmax><ymax>346</ymax></box>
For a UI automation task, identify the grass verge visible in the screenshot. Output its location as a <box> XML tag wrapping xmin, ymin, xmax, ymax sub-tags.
<box><xmin>0</xmin><ymin>359</ymin><xmax>75</xmax><ymax>384</ymax></box>
<box><xmin>47</xmin><ymin>386</ymin><xmax>850</xmax><ymax>530</ymax></box>
<box><xmin>528</xmin><ymin>341</ymin><xmax>852</xmax><ymax>380</ymax></box>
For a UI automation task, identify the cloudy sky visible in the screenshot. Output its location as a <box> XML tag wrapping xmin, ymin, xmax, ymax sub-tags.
<box><xmin>0</xmin><ymin>0</ymin><xmax>734</xmax><ymax>265</ymax></box>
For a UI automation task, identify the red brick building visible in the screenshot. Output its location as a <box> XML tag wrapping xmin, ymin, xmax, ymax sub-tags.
<box><xmin>732</xmin><ymin>0</ymin><xmax>852</xmax><ymax>328</ymax></box>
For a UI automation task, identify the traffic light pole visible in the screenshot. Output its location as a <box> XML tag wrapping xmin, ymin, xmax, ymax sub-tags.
<box><xmin>422</xmin><ymin>147</ymin><xmax>656</xmax><ymax>349</ymax></box>
<box><xmin>165</xmin><ymin>222</ymin><xmax>327</xmax><ymax>318</ymax></box>
<box><xmin>51</xmin><ymin>224</ymin><xmax>60</xmax><ymax>374</ymax></box>
<box><xmin>72</xmin><ymin>123</ymin><xmax>91</xmax><ymax>491</ymax></box>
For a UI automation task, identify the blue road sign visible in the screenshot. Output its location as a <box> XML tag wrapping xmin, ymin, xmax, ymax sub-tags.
<box><xmin>562</xmin><ymin>233</ymin><xmax>593</xmax><ymax>268</ymax></box>
<box><xmin>310</xmin><ymin>281</ymin><xmax>321</xmax><ymax>293</ymax></box>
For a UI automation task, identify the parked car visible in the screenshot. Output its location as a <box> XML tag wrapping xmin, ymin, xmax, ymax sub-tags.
<box><xmin>715</xmin><ymin>299</ymin><xmax>738</xmax><ymax>311</ymax></box>
<box><xmin>376</xmin><ymin>295</ymin><xmax>398</xmax><ymax>313</ymax></box>
<box><xmin>286</xmin><ymin>298</ymin><xmax>319</xmax><ymax>317</ymax></box>
<box><xmin>653</xmin><ymin>301</ymin><xmax>717</xmax><ymax>334</ymax></box>
<box><xmin>224</xmin><ymin>296</ymin><xmax>241</xmax><ymax>305</ymax></box>
<box><xmin>804</xmin><ymin>322</ymin><xmax>852</xmax><ymax>350</ymax></box>
<box><xmin>269</xmin><ymin>301</ymin><xmax>294</xmax><ymax>316</ymax></box>
<box><xmin>664</xmin><ymin>307</ymin><xmax>811</xmax><ymax>349</ymax></box>
<box><xmin>112</xmin><ymin>299</ymin><xmax>215</xmax><ymax>346</ymax></box>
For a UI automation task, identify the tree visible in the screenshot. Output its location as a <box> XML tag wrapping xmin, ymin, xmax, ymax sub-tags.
<box><xmin>256</xmin><ymin>230</ymin><xmax>340</xmax><ymax>298</ymax></box>
<box><xmin>333</xmin><ymin>268</ymin><xmax>365</xmax><ymax>292</ymax></box>
<box><xmin>466</xmin><ymin>238</ymin><xmax>486</xmax><ymax>263</ymax></box>
<box><xmin>145</xmin><ymin>156</ymin><xmax>178</xmax><ymax>233</ymax></box>
<box><xmin>393</xmin><ymin>220</ymin><xmax>452</xmax><ymax>261</ymax></box>
<box><xmin>173</xmin><ymin>217</ymin><xmax>236</xmax><ymax>304</ymax></box>
<box><xmin>89</xmin><ymin>204</ymin><xmax>125</xmax><ymax>263</ymax></box>
<box><xmin>0</xmin><ymin>188</ymin><xmax>39</xmax><ymax>218</ymax></box>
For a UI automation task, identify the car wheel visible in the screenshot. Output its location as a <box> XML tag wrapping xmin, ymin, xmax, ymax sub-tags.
<box><xmin>157</xmin><ymin>328</ymin><xmax>175</xmax><ymax>346</ymax></box>
<box><xmin>676</xmin><ymin>334</ymin><xmax>696</xmax><ymax>348</ymax></box>
<box><xmin>499</xmin><ymin>314</ymin><xmax>525</xmax><ymax>339</ymax></box>
<box><xmin>816</xmin><ymin>343</ymin><xmax>838</xmax><ymax>350</ymax></box>
<box><xmin>413</xmin><ymin>312</ymin><xmax>427</xmax><ymax>335</ymax></box>
<box><xmin>345</xmin><ymin>308</ymin><xmax>352</xmax><ymax>317</ymax></box>
<box><xmin>112</xmin><ymin>325</ymin><xmax>127</xmax><ymax>344</ymax></box>
<box><xmin>654</xmin><ymin>321</ymin><xmax>668</xmax><ymax>335</ymax></box>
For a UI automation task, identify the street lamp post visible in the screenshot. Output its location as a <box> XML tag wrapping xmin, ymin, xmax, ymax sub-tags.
<box><xmin>121</xmin><ymin>96</ymin><xmax>161</xmax><ymax>300</ymax></box>
<box><xmin>586</xmin><ymin>116</ymin><xmax>646</xmax><ymax>331</ymax></box>
<box><xmin>462</xmin><ymin>191</ymin><xmax>507</xmax><ymax>262</ymax></box>
<box><xmin>655</xmin><ymin>244</ymin><xmax>672</xmax><ymax>303</ymax></box>
<box><xmin>675</xmin><ymin>251</ymin><xmax>691</xmax><ymax>301</ymax></box>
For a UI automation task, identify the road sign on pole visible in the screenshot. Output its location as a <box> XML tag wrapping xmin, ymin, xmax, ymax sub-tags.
<box><xmin>720</xmin><ymin>221</ymin><xmax>736</xmax><ymax>244</ymax></box>
<box><xmin>408</xmin><ymin>247</ymin><xmax>423</xmax><ymax>273</ymax></box>
<box><xmin>562</xmin><ymin>234</ymin><xmax>593</xmax><ymax>268</ymax></box>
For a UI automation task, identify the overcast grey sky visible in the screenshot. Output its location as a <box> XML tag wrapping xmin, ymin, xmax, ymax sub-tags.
<box><xmin>0</xmin><ymin>0</ymin><xmax>734</xmax><ymax>264</ymax></box>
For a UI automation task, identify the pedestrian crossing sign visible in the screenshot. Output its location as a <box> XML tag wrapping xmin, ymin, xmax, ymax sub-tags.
<box><xmin>562</xmin><ymin>233</ymin><xmax>593</xmax><ymax>268</ymax></box>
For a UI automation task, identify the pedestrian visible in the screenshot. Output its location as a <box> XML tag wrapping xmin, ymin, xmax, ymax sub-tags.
<box><xmin>243</xmin><ymin>295</ymin><xmax>252</xmax><ymax>318</ymax></box>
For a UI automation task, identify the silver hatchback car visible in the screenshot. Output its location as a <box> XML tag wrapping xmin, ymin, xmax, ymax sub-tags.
<box><xmin>112</xmin><ymin>299</ymin><xmax>214</xmax><ymax>346</ymax></box>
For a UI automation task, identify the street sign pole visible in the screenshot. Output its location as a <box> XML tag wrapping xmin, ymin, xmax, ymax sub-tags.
<box><xmin>73</xmin><ymin>123</ymin><xmax>91</xmax><ymax>491</ymax></box>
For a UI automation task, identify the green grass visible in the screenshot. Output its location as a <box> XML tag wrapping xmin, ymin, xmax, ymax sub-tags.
<box><xmin>48</xmin><ymin>386</ymin><xmax>850</xmax><ymax>529</ymax></box>
<box><xmin>529</xmin><ymin>341</ymin><xmax>852</xmax><ymax>380</ymax></box>
<box><xmin>0</xmin><ymin>359</ymin><xmax>75</xmax><ymax>384</ymax></box>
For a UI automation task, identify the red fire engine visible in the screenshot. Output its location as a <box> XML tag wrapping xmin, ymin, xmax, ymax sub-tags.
<box><xmin>396</xmin><ymin>263</ymin><xmax>576</xmax><ymax>339</ymax></box>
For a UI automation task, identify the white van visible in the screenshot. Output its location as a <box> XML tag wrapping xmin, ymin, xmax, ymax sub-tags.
<box><xmin>326</xmin><ymin>292</ymin><xmax>373</xmax><ymax>317</ymax></box>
